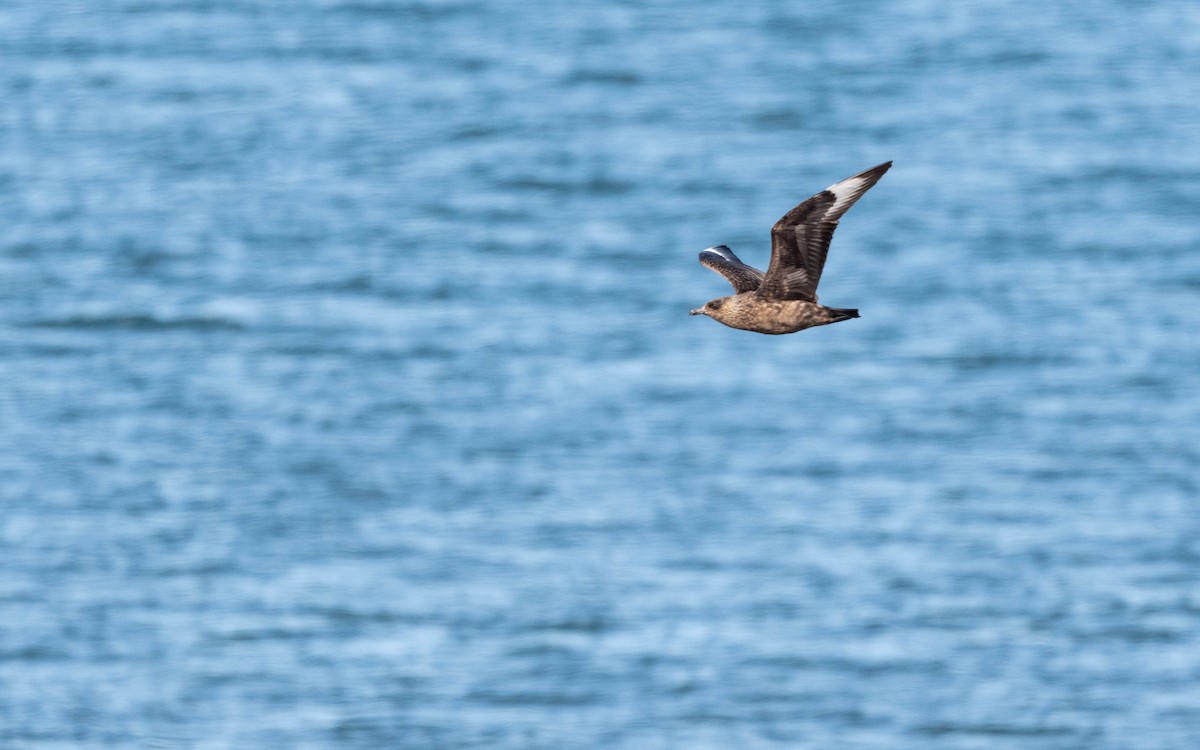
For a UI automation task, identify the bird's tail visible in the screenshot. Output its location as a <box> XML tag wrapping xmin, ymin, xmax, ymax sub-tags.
<box><xmin>826</xmin><ymin>307</ymin><xmax>860</xmax><ymax>321</ymax></box>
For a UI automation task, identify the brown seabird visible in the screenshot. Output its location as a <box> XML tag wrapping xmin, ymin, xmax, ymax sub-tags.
<box><xmin>690</xmin><ymin>161</ymin><xmax>891</xmax><ymax>335</ymax></box>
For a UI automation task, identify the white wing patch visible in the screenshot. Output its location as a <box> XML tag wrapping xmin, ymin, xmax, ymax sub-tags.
<box><xmin>824</xmin><ymin>175</ymin><xmax>872</xmax><ymax>216</ymax></box>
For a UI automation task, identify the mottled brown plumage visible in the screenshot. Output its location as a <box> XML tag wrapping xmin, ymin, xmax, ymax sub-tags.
<box><xmin>690</xmin><ymin>161</ymin><xmax>891</xmax><ymax>335</ymax></box>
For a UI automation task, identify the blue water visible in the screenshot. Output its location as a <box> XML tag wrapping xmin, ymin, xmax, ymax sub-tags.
<box><xmin>3</xmin><ymin>1</ymin><xmax>1200</xmax><ymax>747</ymax></box>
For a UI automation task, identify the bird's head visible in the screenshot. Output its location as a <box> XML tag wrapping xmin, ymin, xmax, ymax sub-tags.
<box><xmin>689</xmin><ymin>296</ymin><xmax>729</xmax><ymax>318</ymax></box>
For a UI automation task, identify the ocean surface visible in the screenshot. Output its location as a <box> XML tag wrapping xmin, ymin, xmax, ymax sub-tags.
<box><xmin>3</xmin><ymin>1</ymin><xmax>1200</xmax><ymax>748</ymax></box>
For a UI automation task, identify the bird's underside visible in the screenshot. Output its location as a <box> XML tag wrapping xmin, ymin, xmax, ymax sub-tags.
<box><xmin>691</xmin><ymin>161</ymin><xmax>890</xmax><ymax>334</ymax></box>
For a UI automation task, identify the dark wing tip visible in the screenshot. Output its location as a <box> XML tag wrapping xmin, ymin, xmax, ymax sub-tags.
<box><xmin>857</xmin><ymin>161</ymin><xmax>893</xmax><ymax>182</ymax></box>
<box><xmin>820</xmin><ymin>161</ymin><xmax>893</xmax><ymax>214</ymax></box>
<box><xmin>698</xmin><ymin>245</ymin><xmax>766</xmax><ymax>293</ymax></box>
<box><xmin>698</xmin><ymin>244</ymin><xmax>732</xmax><ymax>259</ymax></box>
<box><xmin>849</xmin><ymin>159</ymin><xmax>897</xmax><ymax>183</ymax></box>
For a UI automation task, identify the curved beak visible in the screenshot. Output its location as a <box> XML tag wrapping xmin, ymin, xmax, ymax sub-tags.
<box><xmin>689</xmin><ymin>308</ymin><xmax>704</xmax><ymax>316</ymax></box>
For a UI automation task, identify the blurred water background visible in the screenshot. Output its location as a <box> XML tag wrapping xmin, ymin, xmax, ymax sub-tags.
<box><xmin>3</xmin><ymin>1</ymin><xmax>1200</xmax><ymax>747</ymax></box>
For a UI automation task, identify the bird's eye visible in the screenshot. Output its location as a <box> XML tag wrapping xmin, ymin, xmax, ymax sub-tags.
<box><xmin>708</xmin><ymin>300</ymin><xmax>721</xmax><ymax>309</ymax></box>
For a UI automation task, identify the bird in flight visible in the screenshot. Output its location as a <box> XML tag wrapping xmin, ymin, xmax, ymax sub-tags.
<box><xmin>690</xmin><ymin>161</ymin><xmax>891</xmax><ymax>335</ymax></box>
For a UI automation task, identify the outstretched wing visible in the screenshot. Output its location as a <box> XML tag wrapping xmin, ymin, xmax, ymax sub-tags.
<box><xmin>757</xmin><ymin>161</ymin><xmax>891</xmax><ymax>302</ymax></box>
<box><xmin>698</xmin><ymin>245</ymin><xmax>766</xmax><ymax>294</ymax></box>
